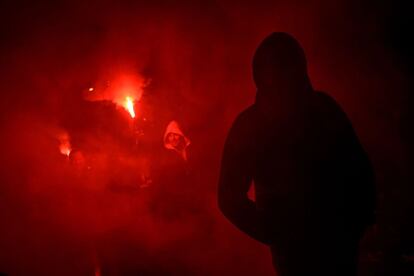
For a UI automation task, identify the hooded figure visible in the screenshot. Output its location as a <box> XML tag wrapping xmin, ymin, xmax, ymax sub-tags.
<box><xmin>163</xmin><ymin>120</ymin><xmax>191</xmax><ymax>161</ymax></box>
<box><xmin>218</xmin><ymin>32</ymin><xmax>375</xmax><ymax>275</ymax></box>
<box><xmin>150</xmin><ymin>120</ymin><xmax>193</xmax><ymax>220</ymax></box>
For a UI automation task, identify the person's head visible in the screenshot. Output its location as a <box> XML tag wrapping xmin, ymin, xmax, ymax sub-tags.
<box><xmin>163</xmin><ymin>120</ymin><xmax>190</xmax><ymax>160</ymax></box>
<box><xmin>253</xmin><ymin>32</ymin><xmax>310</xmax><ymax>99</ymax></box>
<box><xmin>166</xmin><ymin>132</ymin><xmax>185</xmax><ymax>150</ymax></box>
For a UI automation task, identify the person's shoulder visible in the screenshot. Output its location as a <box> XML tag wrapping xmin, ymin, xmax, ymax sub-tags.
<box><xmin>231</xmin><ymin>105</ymin><xmax>256</xmax><ymax>131</ymax></box>
<box><xmin>313</xmin><ymin>91</ymin><xmax>340</xmax><ymax>110</ymax></box>
<box><xmin>223</xmin><ymin>105</ymin><xmax>257</xmax><ymax>146</ymax></box>
<box><xmin>312</xmin><ymin>91</ymin><xmax>348</xmax><ymax>121</ymax></box>
<box><xmin>234</xmin><ymin>105</ymin><xmax>256</xmax><ymax>123</ymax></box>
<box><xmin>312</xmin><ymin>91</ymin><xmax>355</xmax><ymax>135</ymax></box>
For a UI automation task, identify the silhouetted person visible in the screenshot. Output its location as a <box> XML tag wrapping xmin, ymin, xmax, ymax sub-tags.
<box><xmin>218</xmin><ymin>32</ymin><xmax>376</xmax><ymax>276</ymax></box>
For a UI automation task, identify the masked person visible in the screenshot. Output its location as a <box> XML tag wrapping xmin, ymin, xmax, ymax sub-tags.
<box><xmin>151</xmin><ymin>120</ymin><xmax>192</xmax><ymax>220</ymax></box>
<box><xmin>164</xmin><ymin>120</ymin><xmax>190</xmax><ymax>162</ymax></box>
<box><xmin>218</xmin><ymin>32</ymin><xmax>376</xmax><ymax>276</ymax></box>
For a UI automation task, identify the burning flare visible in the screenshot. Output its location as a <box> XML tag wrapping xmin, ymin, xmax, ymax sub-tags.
<box><xmin>60</xmin><ymin>144</ymin><xmax>72</xmax><ymax>157</ymax></box>
<box><xmin>58</xmin><ymin>131</ymin><xmax>72</xmax><ymax>157</ymax></box>
<box><xmin>124</xmin><ymin>97</ymin><xmax>136</xmax><ymax>118</ymax></box>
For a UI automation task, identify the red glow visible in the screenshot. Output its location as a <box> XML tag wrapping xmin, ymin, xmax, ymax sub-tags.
<box><xmin>111</xmin><ymin>75</ymin><xmax>142</xmax><ymax>118</ymax></box>
<box><xmin>59</xmin><ymin>144</ymin><xmax>71</xmax><ymax>157</ymax></box>
<box><xmin>84</xmin><ymin>74</ymin><xmax>144</xmax><ymax>104</ymax></box>
<box><xmin>83</xmin><ymin>74</ymin><xmax>144</xmax><ymax>119</ymax></box>
<box><xmin>57</xmin><ymin>131</ymin><xmax>72</xmax><ymax>157</ymax></box>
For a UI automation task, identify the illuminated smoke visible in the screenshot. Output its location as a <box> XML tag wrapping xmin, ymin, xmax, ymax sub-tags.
<box><xmin>0</xmin><ymin>1</ymin><xmax>405</xmax><ymax>275</ymax></box>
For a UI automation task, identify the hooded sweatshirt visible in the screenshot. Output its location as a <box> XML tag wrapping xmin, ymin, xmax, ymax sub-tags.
<box><xmin>163</xmin><ymin>120</ymin><xmax>191</xmax><ymax>161</ymax></box>
<box><xmin>218</xmin><ymin>32</ymin><xmax>375</xmax><ymax>245</ymax></box>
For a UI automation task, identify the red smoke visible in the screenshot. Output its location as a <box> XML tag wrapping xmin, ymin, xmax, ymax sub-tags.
<box><xmin>0</xmin><ymin>0</ymin><xmax>408</xmax><ymax>275</ymax></box>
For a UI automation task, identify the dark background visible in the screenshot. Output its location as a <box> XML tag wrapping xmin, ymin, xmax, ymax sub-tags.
<box><xmin>0</xmin><ymin>0</ymin><xmax>413</xmax><ymax>275</ymax></box>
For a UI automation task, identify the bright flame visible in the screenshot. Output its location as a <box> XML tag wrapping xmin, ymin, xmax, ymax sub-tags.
<box><xmin>124</xmin><ymin>97</ymin><xmax>135</xmax><ymax>118</ymax></box>
<box><xmin>60</xmin><ymin>144</ymin><xmax>72</xmax><ymax>157</ymax></box>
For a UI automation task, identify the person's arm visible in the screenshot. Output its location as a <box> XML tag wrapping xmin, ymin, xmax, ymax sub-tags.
<box><xmin>218</xmin><ymin>114</ymin><xmax>271</xmax><ymax>244</ymax></box>
<box><xmin>342</xmin><ymin>123</ymin><xmax>376</xmax><ymax>227</ymax></box>
<box><xmin>320</xmin><ymin>92</ymin><xmax>376</xmax><ymax>228</ymax></box>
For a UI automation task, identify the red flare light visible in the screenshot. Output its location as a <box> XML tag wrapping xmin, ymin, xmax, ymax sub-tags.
<box><xmin>59</xmin><ymin>140</ymin><xmax>72</xmax><ymax>157</ymax></box>
<box><xmin>124</xmin><ymin>97</ymin><xmax>136</xmax><ymax>118</ymax></box>
<box><xmin>58</xmin><ymin>131</ymin><xmax>72</xmax><ymax>157</ymax></box>
<box><xmin>60</xmin><ymin>144</ymin><xmax>72</xmax><ymax>157</ymax></box>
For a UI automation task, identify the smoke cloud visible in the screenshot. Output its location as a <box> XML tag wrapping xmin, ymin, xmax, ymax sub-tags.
<box><xmin>0</xmin><ymin>0</ymin><xmax>410</xmax><ymax>275</ymax></box>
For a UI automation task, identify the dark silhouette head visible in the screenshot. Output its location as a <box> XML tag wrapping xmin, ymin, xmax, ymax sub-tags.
<box><xmin>253</xmin><ymin>32</ymin><xmax>310</xmax><ymax>99</ymax></box>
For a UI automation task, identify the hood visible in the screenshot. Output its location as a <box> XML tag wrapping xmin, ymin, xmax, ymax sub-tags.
<box><xmin>252</xmin><ymin>32</ymin><xmax>311</xmax><ymax>100</ymax></box>
<box><xmin>163</xmin><ymin>120</ymin><xmax>190</xmax><ymax>161</ymax></box>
